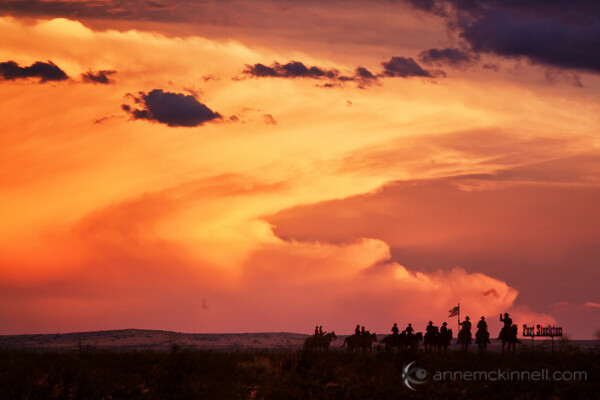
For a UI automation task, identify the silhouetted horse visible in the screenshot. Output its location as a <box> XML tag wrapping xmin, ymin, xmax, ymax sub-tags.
<box><xmin>403</xmin><ymin>331</ymin><xmax>422</xmax><ymax>349</ymax></box>
<box><xmin>438</xmin><ymin>328</ymin><xmax>452</xmax><ymax>351</ymax></box>
<box><xmin>303</xmin><ymin>332</ymin><xmax>337</xmax><ymax>351</ymax></box>
<box><xmin>382</xmin><ymin>334</ymin><xmax>402</xmax><ymax>351</ymax></box>
<box><xmin>382</xmin><ymin>332</ymin><xmax>422</xmax><ymax>351</ymax></box>
<box><xmin>423</xmin><ymin>327</ymin><xmax>439</xmax><ymax>352</ymax></box>
<box><xmin>499</xmin><ymin>325</ymin><xmax>519</xmax><ymax>353</ymax></box>
<box><xmin>457</xmin><ymin>326</ymin><xmax>472</xmax><ymax>351</ymax></box>
<box><xmin>476</xmin><ymin>328</ymin><xmax>490</xmax><ymax>351</ymax></box>
<box><xmin>342</xmin><ymin>333</ymin><xmax>377</xmax><ymax>352</ymax></box>
<box><xmin>423</xmin><ymin>328</ymin><xmax>452</xmax><ymax>352</ymax></box>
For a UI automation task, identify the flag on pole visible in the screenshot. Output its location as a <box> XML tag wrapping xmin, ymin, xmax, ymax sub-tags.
<box><xmin>448</xmin><ymin>305</ymin><xmax>459</xmax><ymax>317</ymax></box>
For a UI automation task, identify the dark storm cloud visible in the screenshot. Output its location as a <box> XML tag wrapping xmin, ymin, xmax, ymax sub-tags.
<box><xmin>7</xmin><ymin>1</ymin><xmax>595</xmax><ymax>74</ymax></box>
<box><xmin>282</xmin><ymin>61</ymin><xmax>338</xmax><ymax>78</ymax></box>
<box><xmin>244</xmin><ymin>63</ymin><xmax>278</xmax><ymax>77</ymax></box>
<box><xmin>243</xmin><ymin>58</ymin><xmax>437</xmax><ymax>86</ymax></box>
<box><xmin>0</xmin><ymin>0</ymin><xmax>151</xmax><ymax>21</ymax></box>
<box><xmin>0</xmin><ymin>60</ymin><xmax>68</xmax><ymax>83</ymax></box>
<box><xmin>418</xmin><ymin>48</ymin><xmax>478</xmax><ymax>68</ymax></box>
<box><xmin>243</xmin><ymin>61</ymin><xmax>339</xmax><ymax>79</ymax></box>
<box><xmin>404</xmin><ymin>0</ymin><xmax>600</xmax><ymax>74</ymax></box>
<box><xmin>3</xmin><ymin>1</ymin><xmax>598</xmax><ymax>75</ymax></box>
<box><xmin>82</xmin><ymin>70</ymin><xmax>117</xmax><ymax>84</ymax></box>
<box><xmin>381</xmin><ymin>57</ymin><xmax>433</xmax><ymax>78</ymax></box>
<box><xmin>405</xmin><ymin>0</ymin><xmax>600</xmax><ymax>20</ymax></box>
<box><xmin>355</xmin><ymin>67</ymin><xmax>377</xmax><ymax>80</ymax></box>
<box><xmin>459</xmin><ymin>9</ymin><xmax>600</xmax><ymax>73</ymax></box>
<box><xmin>243</xmin><ymin>61</ymin><xmax>381</xmax><ymax>86</ymax></box>
<box><xmin>122</xmin><ymin>89</ymin><xmax>221</xmax><ymax>127</ymax></box>
<box><xmin>402</xmin><ymin>0</ymin><xmax>444</xmax><ymax>15</ymax></box>
<box><xmin>352</xmin><ymin>66</ymin><xmax>379</xmax><ymax>87</ymax></box>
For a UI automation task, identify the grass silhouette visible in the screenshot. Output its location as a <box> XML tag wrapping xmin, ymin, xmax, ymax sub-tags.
<box><xmin>0</xmin><ymin>345</ymin><xmax>597</xmax><ymax>399</ymax></box>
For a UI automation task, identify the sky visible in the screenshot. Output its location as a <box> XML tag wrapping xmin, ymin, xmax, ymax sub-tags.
<box><xmin>0</xmin><ymin>0</ymin><xmax>598</xmax><ymax>339</ymax></box>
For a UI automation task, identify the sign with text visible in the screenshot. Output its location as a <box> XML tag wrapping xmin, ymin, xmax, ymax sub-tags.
<box><xmin>522</xmin><ymin>324</ymin><xmax>563</xmax><ymax>338</ymax></box>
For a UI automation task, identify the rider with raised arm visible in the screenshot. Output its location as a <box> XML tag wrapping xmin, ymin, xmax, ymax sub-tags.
<box><xmin>500</xmin><ymin>312</ymin><xmax>512</xmax><ymax>329</ymax></box>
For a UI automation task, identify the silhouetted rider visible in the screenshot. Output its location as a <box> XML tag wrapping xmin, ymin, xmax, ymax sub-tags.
<box><xmin>459</xmin><ymin>316</ymin><xmax>471</xmax><ymax>331</ymax></box>
<box><xmin>391</xmin><ymin>323</ymin><xmax>399</xmax><ymax>335</ymax></box>
<box><xmin>477</xmin><ymin>316</ymin><xmax>488</xmax><ymax>331</ymax></box>
<box><xmin>440</xmin><ymin>322</ymin><xmax>448</xmax><ymax>335</ymax></box>
<box><xmin>500</xmin><ymin>313</ymin><xmax>512</xmax><ymax>329</ymax></box>
<box><xmin>426</xmin><ymin>321</ymin><xmax>436</xmax><ymax>335</ymax></box>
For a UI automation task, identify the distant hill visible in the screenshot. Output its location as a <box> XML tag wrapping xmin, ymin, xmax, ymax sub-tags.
<box><xmin>0</xmin><ymin>329</ymin><xmax>596</xmax><ymax>352</ymax></box>
<box><xmin>0</xmin><ymin>329</ymin><xmax>310</xmax><ymax>351</ymax></box>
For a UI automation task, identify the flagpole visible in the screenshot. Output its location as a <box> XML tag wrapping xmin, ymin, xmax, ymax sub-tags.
<box><xmin>457</xmin><ymin>302</ymin><xmax>460</xmax><ymax>332</ymax></box>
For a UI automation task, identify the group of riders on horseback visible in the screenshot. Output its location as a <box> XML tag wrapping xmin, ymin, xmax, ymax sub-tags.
<box><xmin>304</xmin><ymin>313</ymin><xmax>520</xmax><ymax>353</ymax></box>
<box><xmin>453</xmin><ymin>312</ymin><xmax>519</xmax><ymax>353</ymax></box>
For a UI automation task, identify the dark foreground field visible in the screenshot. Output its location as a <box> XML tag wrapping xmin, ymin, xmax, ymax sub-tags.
<box><xmin>1</xmin><ymin>346</ymin><xmax>598</xmax><ymax>400</ymax></box>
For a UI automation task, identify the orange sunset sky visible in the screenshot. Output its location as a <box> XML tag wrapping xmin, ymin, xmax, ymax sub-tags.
<box><xmin>0</xmin><ymin>0</ymin><xmax>598</xmax><ymax>339</ymax></box>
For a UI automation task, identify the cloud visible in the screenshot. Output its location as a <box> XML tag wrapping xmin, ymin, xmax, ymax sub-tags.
<box><xmin>544</xmin><ymin>69</ymin><xmax>583</xmax><ymax>88</ymax></box>
<box><xmin>0</xmin><ymin>165</ymin><xmax>554</xmax><ymax>335</ymax></box>
<box><xmin>82</xmin><ymin>69</ymin><xmax>116</xmax><ymax>84</ymax></box>
<box><xmin>354</xmin><ymin>66</ymin><xmax>379</xmax><ymax>87</ymax></box>
<box><xmin>404</xmin><ymin>0</ymin><xmax>600</xmax><ymax>74</ymax></box>
<box><xmin>242</xmin><ymin>60</ymin><xmax>383</xmax><ymax>87</ymax></box>
<box><xmin>243</xmin><ymin>58</ymin><xmax>434</xmax><ymax>85</ymax></box>
<box><xmin>0</xmin><ymin>217</ymin><xmax>549</xmax><ymax>335</ymax></box>
<box><xmin>263</xmin><ymin>114</ymin><xmax>277</xmax><ymax>125</ymax></box>
<box><xmin>482</xmin><ymin>288</ymin><xmax>499</xmax><ymax>298</ymax></box>
<box><xmin>355</xmin><ymin>66</ymin><xmax>377</xmax><ymax>81</ymax></box>
<box><xmin>0</xmin><ymin>0</ymin><xmax>173</xmax><ymax>22</ymax></box>
<box><xmin>459</xmin><ymin>9</ymin><xmax>600</xmax><ymax>74</ymax></box>
<box><xmin>122</xmin><ymin>89</ymin><xmax>222</xmax><ymax>127</ymax></box>
<box><xmin>239</xmin><ymin>239</ymin><xmax>552</xmax><ymax>335</ymax></box>
<box><xmin>266</xmin><ymin>154</ymin><xmax>600</xmax><ymax>337</ymax></box>
<box><xmin>381</xmin><ymin>56</ymin><xmax>433</xmax><ymax>78</ymax></box>
<box><xmin>402</xmin><ymin>0</ymin><xmax>445</xmax><ymax>14</ymax></box>
<box><xmin>3</xmin><ymin>1</ymin><xmax>596</xmax><ymax>74</ymax></box>
<box><xmin>418</xmin><ymin>48</ymin><xmax>478</xmax><ymax>68</ymax></box>
<box><xmin>482</xmin><ymin>63</ymin><xmax>499</xmax><ymax>71</ymax></box>
<box><xmin>242</xmin><ymin>63</ymin><xmax>278</xmax><ymax>77</ymax></box>
<box><xmin>243</xmin><ymin>61</ymin><xmax>340</xmax><ymax>79</ymax></box>
<box><xmin>0</xmin><ymin>60</ymin><xmax>68</xmax><ymax>83</ymax></box>
<box><xmin>0</xmin><ymin>1</ymin><xmax>447</xmax><ymax>68</ymax></box>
